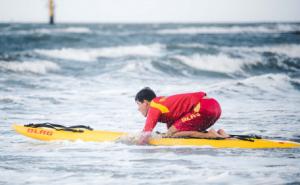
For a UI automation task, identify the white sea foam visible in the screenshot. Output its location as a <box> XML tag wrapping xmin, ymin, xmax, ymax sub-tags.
<box><xmin>158</xmin><ymin>24</ymin><xmax>300</xmax><ymax>34</ymax></box>
<box><xmin>173</xmin><ymin>54</ymin><xmax>256</xmax><ymax>74</ymax></box>
<box><xmin>0</xmin><ymin>61</ymin><xmax>60</xmax><ymax>74</ymax></box>
<box><xmin>35</xmin><ymin>44</ymin><xmax>164</xmax><ymax>61</ymax></box>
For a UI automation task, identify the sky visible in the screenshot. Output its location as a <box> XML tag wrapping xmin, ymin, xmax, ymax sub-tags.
<box><xmin>0</xmin><ymin>0</ymin><xmax>300</xmax><ymax>23</ymax></box>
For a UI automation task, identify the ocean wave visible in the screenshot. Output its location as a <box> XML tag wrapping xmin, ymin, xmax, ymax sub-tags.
<box><xmin>173</xmin><ymin>54</ymin><xmax>256</xmax><ymax>74</ymax></box>
<box><xmin>35</xmin><ymin>44</ymin><xmax>165</xmax><ymax>61</ymax></box>
<box><xmin>238</xmin><ymin>74</ymin><xmax>292</xmax><ymax>90</ymax></box>
<box><xmin>173</xmin><ymin>43</ymin><xmax>300</xmax><ymax>60</ymax></box>
<box><xmin>219</xmin><ymin>44</ymin><xmax>300</xmax><ymax>73</ymax></box>
<box><xmin>96</xmin><ymin>59</ymin><xmax>167</xmax><ymax>80</ymax></box>
<box><xmin>119</xmin><ymin>59</ymin><xmax>161</xmax><ymax>75</ymax></box>
<box><xmin>1</xmin><ymin>27</ymin><xmax>92</xmax><ymax>35</ymax></box>
<box><xmin>157</xmin><ymin>24</ymin><xmax>300</xmax><ymax>34</ymax></box>
<box><xmin>170</xmin><ymin>51</ymin><xmax>300</xmax><ymax>77</ymax></box>
<box><xmin>0</xmin><ymin>61</ymin><xmax>60</xmax><ymax>74</ymax></box>
<box><xmin>240</xmin><ymin>44</ymin><xmax>300</xmax><ymax>58</ymax></box>
<box><xmin>38</xmin><ymin>27</ymin><xmax>92</xmax><ymax>34</ymax></box>
<box><xmin>211</xmin><ymin>74</ymin><xmax>298</xmax><ymax>97</ymax></box>
<box><xmin>173</xmin><ymin>43</ymin><xmax>208</xmax><ymax>48</ymax></box>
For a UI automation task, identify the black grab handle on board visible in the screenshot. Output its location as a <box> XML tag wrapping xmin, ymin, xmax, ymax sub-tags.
<box><xmin>24</xmin><ymin>123</ymin><xmax>93</xmax><ymax>133</ymax></box>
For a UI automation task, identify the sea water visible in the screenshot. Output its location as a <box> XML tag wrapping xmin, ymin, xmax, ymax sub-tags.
<box><xmin>0</xmin><ymin>23</ymin><xmax>300</xmax><ymax>185</ymax></box>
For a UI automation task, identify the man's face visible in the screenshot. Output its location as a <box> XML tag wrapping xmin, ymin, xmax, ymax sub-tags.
<box><xmin>136</xmin><ymin>100</ymin><xmax>150</xmax><ymax>117</ymax></box>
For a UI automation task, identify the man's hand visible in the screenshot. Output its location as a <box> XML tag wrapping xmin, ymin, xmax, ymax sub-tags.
<box><xmin>137</xmin><ymin>132</ymin><xmax>152</xmax><ymax>145</ymax></box>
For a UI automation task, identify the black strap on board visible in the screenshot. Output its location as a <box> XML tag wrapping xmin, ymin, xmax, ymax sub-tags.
<box><xmin>24</xmin><ymin>123</ymin><xmax>93</xmax><ymax>133</ymax></box>
<box><xmin>228</xmin><ymin>134</ymin><xmax>262</xmax><ymax>142</ymax></box>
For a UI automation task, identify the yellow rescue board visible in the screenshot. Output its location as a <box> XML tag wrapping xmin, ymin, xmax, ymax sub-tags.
<box><xmin>13</xmin><ymin>124</ymin><xmax>300</xmax><ymax>149</ymax></box>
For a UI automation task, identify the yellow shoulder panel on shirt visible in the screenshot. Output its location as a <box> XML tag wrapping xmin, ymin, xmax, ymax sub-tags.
<box><xmin>150</xmin><ymin>101</ymin><xmax>169</xmax><ymax>113</ymax></box>
<box><xmin>193</xmin><ymin>102</ymin><xmax>201</xmax><ymax>113</ymax></box>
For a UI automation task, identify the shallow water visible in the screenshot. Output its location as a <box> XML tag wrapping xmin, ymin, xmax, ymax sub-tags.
<box><xmin>1</xmin><ymin>23</ymin><xmax>300</xmax><ymax>185</ymax></box>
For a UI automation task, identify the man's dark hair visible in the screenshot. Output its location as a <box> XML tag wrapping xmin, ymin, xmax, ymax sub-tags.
<box><xmin>135</xmin><ymin>87</ymin><xmax>156</xmax><ymax>102</ymax></box>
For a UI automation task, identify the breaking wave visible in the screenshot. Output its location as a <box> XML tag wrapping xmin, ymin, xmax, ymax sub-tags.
<box><xmin>158</xmin><ymin>24</ymin><xmax>300</xmax><ymax>34</ymax></box>
<box><xmin>172</xmin><ymin>54</ymin><xmax>257</xmax><ymax>74</ymax></box>
<box><xmin>4</xmin><ymin>27</ymin><xmax>92</xmax><ymax>35</ymax></box>
<box><xmin>211</xmin><ymin>74</ymin><xmax>299</xmax><ymax>97</ymax></box>
<box><xmin>35</xmin><ymin>44</ymin><xmax>165</xmax><ymax>61</ymax></box>
<box><xmin>238</xmin><ymin>44</ymin><xmax>300</xmax><ymax>58</ymax></box>
<box><xmin>170</xmin><ymin>51</ymin><xmax>300</xmax><ymax>77</ymax></box>
<box><xmin>0</xmin><ymin>61</ymin><xmax>60</xmax><ymax>74</ymax></box>
<box><xmin>35</xmin><ymin>27</ymin><xmax>92</xmax><ymax>34</ymax></box>
<box><xmin>23</xmin><ymin>27</ymin><xmax>92</xmax><ymax>34</ymax></box>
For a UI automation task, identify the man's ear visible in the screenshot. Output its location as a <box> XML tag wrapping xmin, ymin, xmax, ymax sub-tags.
<box><xmin>144</xmin><ymin>100</ymin><xmax>150</xmax><ymax>105</ymax></box>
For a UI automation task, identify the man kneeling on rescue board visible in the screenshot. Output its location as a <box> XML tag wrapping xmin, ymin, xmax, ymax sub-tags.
<box><xmin>135</xmin><ymin>87</ymin><xmax>229</xmax><ymax>144</ymax></box>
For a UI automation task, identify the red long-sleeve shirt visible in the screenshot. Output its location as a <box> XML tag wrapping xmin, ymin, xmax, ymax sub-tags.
<box><xmin>143</xmin><ymin>92</ymin><xmax>206</xmax><ymax>132</ymax></box>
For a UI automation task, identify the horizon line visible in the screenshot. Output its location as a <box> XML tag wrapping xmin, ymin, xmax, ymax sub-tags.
<box><xmin>1</xmin><ymin>20</ymin><xmax>300</xmax><ymax>24</ymax></box>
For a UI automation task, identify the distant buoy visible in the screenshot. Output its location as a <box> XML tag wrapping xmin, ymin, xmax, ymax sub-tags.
<box><xmin>49</xmin><ymin>0</ymin><xmax>55</xmax><ymax>25</ymax></box>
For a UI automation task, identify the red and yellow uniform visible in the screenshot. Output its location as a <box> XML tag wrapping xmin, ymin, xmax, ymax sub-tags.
<box><xmin>143</xmin><ymin>92</ymin><xmax>221</xmax><ymax>132</ymax></box>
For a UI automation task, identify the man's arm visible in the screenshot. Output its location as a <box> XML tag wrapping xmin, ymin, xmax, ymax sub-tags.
<box><xmin>138</xmin><ymin>108</ymin><xmax>161</xmax><ymax>144</ymax></box>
